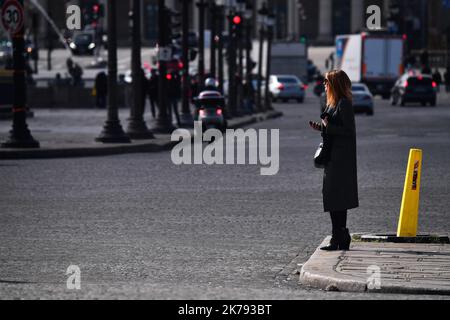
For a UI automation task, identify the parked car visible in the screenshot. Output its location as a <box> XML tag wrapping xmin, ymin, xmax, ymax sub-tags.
<box><xmin>69</xmin><ymin>32</ymin><xmax>96</xmax><ymax>56</ymax></box>
<box><xmin>269</xmin><ymin>75</ymin><xmax>306</xmax><ymax>103</ymax></box>
<box><xmin>391</xmin><ymin>71</ymin><xmax>437</xmax><ymax>106</ymax></box>
<box><xmin>320</xmin><ymin>83</ymin><xmax>374</xmax><ymax>116</ymax></box>
<box><xmin>351</xmin><ymin>83</ymin><xmax>374</xmax><ymax>115</ymax></box>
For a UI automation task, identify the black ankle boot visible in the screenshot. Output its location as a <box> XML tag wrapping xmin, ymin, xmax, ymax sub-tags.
<box><xmin>320</xmin><ymin>235</ymin><xmax>339</xmax><ymax>251</ymax></box>
<box><xmin>339</xmin><ymin>228</ymin><xmax>352</xmax><ymax>251</ymax></box>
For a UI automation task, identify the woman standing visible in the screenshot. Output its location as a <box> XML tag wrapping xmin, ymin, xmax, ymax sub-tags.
<box><xmin>310</xmin><ymin>70</ymin><xmax>359</xmax><ymax>251</ymax></box>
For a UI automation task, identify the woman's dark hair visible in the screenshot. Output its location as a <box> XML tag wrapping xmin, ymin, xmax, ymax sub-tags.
<box><xmin>325</xmin><ymin>70</ymin><xmax>352</xmax><ymax>108</ymax></box>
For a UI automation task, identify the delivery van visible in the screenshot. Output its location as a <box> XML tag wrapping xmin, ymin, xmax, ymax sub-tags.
<box><xmin>335</xmin><ymin>32</ymin><xmax>405</xmax><ymax>98</ymax></box>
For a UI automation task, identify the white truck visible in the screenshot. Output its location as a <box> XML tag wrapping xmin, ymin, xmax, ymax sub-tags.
<box><xmin>335</xmin><ymin>32</ymin><xmax>405</xmax><ymax>98</ymax></box>
<box><xmin>271</xmin><ymin>42</ymin><xmax>308</xmax><ymax>83</ymax></box>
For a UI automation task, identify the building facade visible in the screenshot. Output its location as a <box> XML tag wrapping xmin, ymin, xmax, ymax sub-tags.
<box><xmin>22</xmin><ymin>0</ymin><xmax>450</xmax><ymax>50</ymax></box>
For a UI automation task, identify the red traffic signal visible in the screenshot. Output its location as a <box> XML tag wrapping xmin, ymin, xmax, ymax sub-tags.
<box><xmin>166</xmin><ymin>74</ymin><xmax>173</xmax><ymax>80</ymax></box>
<box><xmin>233</xmin><ymin>15</ymin><xmax>242</xmax><ymax>25</ymax></box>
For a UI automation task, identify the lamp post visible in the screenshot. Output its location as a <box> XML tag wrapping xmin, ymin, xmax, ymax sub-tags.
<box><xmin>244</xmin><ymin>1</ymin><xmax>253</xmax><ymax>113</ymax></box>
<box><xmin>1</xmin><ymin>0</ymin><xmax>40</xmax><ymax>149</ymax></box>
<box><xmin>256</xmin><ymin>2</ymin><xmax>268</xmax><ymax>113</ymax></box>
<box><xmin>236</xmin><ymin>0</ymin><xmax>245</xmax><ymax>115</ymax></box>
<box><xmin>264</xmin><ymin>11</ymin><xmax>275</xmax><ymax>111</ymax></box>
<box><xmin>197</xmin><ymin>0</ymin><xmax>207</xmax><ymax>88</ymax></box>
<box><xmin>180</xmin><ymin>0</ymin><xmax>194</xmax><ymax>127</ymax></box>
<box><xmin>153</xmin><ymin>2</ymin><xmax>175</xmax><ymax>133</ymax></box>
<box><xmin>226</xmin><ymin>1</ymin><xmax>238</xmax><ymax>117</ymax></box>
<box><xmin>127</xmin><ymin>0</ymin><xmax>154</xmax><ymax>139</ymax></box>
<box><xmin>209</xmin><ymin>0</ymin><xmax>217</xmax><ymax>79</ymax></box>
<box><xmin>216</xmin><ymin>1</ymin><xmax>225</xmax><ymax>95</ymax></box>
<box><xmin>96</xmin><ymin>0</ymin><xmax>131</xmax><ymax>143</ymax></box>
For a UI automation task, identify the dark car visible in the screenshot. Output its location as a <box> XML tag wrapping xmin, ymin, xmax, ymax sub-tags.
<box><xmin>391</xmin><ymin>71</ymin><xmax>437</xmax><ymax>106</ymax></box>
<box><xmin>69</xmin><ymin>32</ymin><xmax>96</xmax><ymax>56</ymax></box>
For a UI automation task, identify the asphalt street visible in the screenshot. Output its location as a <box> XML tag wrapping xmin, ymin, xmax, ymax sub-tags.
<box><xmin>1</xmin><ymin>89</ymin><xmax>450</xmax><ymax>299</ymax></box>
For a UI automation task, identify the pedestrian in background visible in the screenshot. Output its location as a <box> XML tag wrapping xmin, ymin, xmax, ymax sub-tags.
<box><xmin>66</xmin><ymin>58</ymin><xmax>84</xmax><ymax>87</ymax></box>
<box><xmin>309</xmin><ymin>70</ymin><xmax>358</xmax><ymax>251</ymax></box>
<box><xmin>243</xmin><ymin>80</ymin><xmax>255</xmax><ymax>114</ymax></box>
<box><xmin>432</xmin><ymin>69</ymin><xmax>442</xmax><ymax>92</ymax></box>
<box><xmin>190</xmin><ymin>74</ymin><xmax>201</xmax><ymax>102</ymax></box>
<box><xmin>139</xmin><ymin>68</ymin><xmax>149</xmax><ymax>114</ymax></box>
<box><xmin>94</xmin><ymin>72</ymin><xmax>108</xmax><ymax>109</ymax></box>
<box><xmin>148</xmin><ymin>69</ymin><xmax>159</xmax><ymax>119</ymax></box>
<box><xmin>420</xmin><ymin>49</ymin><xmax>429</xmax><ymax>68</ymax></box>
<box><xmin>421</xmin><ymin>64</ymin><xmax>431</xmax><ymax>75</ymax></box>
<box><xmin>444</xmin><ymin>67</ymin><xmax>450</xmax><ymax>93</ymax></box>
<box><xmin>168</xmin><ymin>72</ymin><xmax>181</xmax><ymax>127</ymax></box>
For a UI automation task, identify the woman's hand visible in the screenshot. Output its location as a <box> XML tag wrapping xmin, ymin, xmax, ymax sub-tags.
<box><xmin>309</xmin><ymin>121</ymin><xmax>322</xmax><ymax>132</ymax></box>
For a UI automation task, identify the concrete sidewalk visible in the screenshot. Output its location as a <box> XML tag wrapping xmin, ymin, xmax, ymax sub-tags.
<box><xmin>300</xmin><ymin>236</ymin><xmax>450</xmax><ymax>295</ymax></box>
<box><xmin>0</xmin><ymin>109</ymin><xmax>282</xmax><ymax>160</ymax></box>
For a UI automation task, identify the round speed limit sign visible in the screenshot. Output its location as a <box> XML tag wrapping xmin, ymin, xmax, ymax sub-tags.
<box><xmin>1</xmin><ymin>0</ymin><xmax>24</xmax><ymax>35</ymax></box>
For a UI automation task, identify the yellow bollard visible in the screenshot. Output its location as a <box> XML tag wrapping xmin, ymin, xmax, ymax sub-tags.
<box><xmin>397</xmin><ymin>149</ymin><xmax>422</xmax><ymax>237</ymax></box>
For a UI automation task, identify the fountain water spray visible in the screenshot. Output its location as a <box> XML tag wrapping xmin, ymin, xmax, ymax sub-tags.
<box><xmin>28</xmin><ymin>0</ymin><xmax>72</xmax><ymax>54</ymax></box>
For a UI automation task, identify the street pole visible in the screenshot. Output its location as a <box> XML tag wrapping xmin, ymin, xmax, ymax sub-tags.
<box><xmin>1</xmin><ymin>0</ymin><xmax>40</xmax><ymax>149</ymax></box>
<box><xmin>256</xmin><ymin>3</ymin><xmax>268</xmax><ymax>113</ymax></box>
<box><xmin>96</xmin><ymin>0</ymin><xmax>131</xmax><ymax>143</ymax></box>
<box><xmin>237</xmin><ymin>19</ymin><xmax>244</xmax><ymax>115</ymax></box>
<box><xmin>264</xmin><ymin>12</ymin><xmax>274</xmax><ymax>111</ymax></box>
<box><xmin>180</xmin><ymin>0</ymin><xmax>194</xmax><ymax>127</ymax></box>
<box><xmin>127</xmin><ymin>0</ymin><xmax>154</xmax><ymax>139</ymax></box>
<box><xmin>217</xmin><ymin>5</ymin><xmax>225</xmax><ymax>95</ymax></box>
<box><xmin>197</xmin><ymin>0</ymin><xmax>206</xmax><ymax>87</ymax></box>
<box><xmin>153</xmin><ymin>1</ymin><xmax>175</xmax><ymax>133</ymax></box>
<box><xmin>227</xmin><ymin>11</ymin><xmax>238</xmax><ymax>117</ymax></box>
<box><xmin>46</xmin><ymin>14</ymin><xmax>52</xmax><ymax>71</ymax></box>
<box><xmin>32</xmin><ymin>12</ymin><xmax>39</xmax><ymax>74</ymax></box>
<box><xmin>209</xmin><ymin>0</ymin><xmax>217</xmax><ymax>79</ymax></box>
<box><xmin>245</xmin><ymin>7</ymin><xmax>252</xmax><ymax>98</ymax></box>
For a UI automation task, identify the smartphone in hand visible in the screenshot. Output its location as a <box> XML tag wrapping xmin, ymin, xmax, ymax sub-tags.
<box><xmin>309</xmin><ymin>121</ymin><xmax>321</xmax><ymax>131</ymax></box>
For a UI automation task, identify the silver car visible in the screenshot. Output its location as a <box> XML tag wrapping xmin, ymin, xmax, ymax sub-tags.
<box><xmin>269</xmin><ymin>75</ymin><xmax>306</xmax><ymax>103</ymax></box>
<box><xmin>352</xmin><ymin>83</ymin><xmax>374</xmax><ymax>116</ymax></box>
<box><xmin>320</xmin><ymin>83</ymin><xmax>374</xmax><ymax>116</ymax></box>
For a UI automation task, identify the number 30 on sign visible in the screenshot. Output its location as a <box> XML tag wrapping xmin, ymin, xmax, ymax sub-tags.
<box><xmin>1</xmin><ymin>0</ymin><xmax>24</xmax><ymax>35</ymax></box>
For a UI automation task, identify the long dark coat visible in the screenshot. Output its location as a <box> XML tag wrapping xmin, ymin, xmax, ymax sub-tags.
<box><xmin>322</xmin><ymin>98</ymin><xmax>359</xmax><ymax>212</ymax></box>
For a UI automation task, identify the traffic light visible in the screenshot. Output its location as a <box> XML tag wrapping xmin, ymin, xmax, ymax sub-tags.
<box><xmin>92</xmin><ymin>4</ymin><xmax>100</xmax><ymax>27</ymax></box>
<box><xmin>300</xmin><ymin>35</ymin><xmax>307</xmax><ymax>44</ymax></box>
<box><xmin>166</xmin><ymin>8</ymin><xmax>182</xmax><ymax>44</ymax></box>
<box><xmin>86</xmin><ymin>3</ymin><xmax>104</xmax><ymax>27</ymax></box>
<box><xmin>232</xmin><ymin>15</ymin><xmax>242</xmax><ymax>26</ymax></box>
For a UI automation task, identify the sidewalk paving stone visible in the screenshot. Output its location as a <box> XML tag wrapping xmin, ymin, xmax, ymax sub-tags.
<box><xmin>300</xmin><ymin>236</ymin><xmax>450</xmax><ymax>295</ymax></box>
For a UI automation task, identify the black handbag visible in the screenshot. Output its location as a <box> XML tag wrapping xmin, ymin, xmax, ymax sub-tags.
<box><xmin>314</xmin><ymin>136</ymin><xmax>332</xmax><ymax>169</ymax></box>
<box><xmin>314</xmin><ymin>111</ymin><xmax>333</xmax><ymax>168</ymax></box>
<box><xmin>314</xmin><ymin>143</ymin><xmax>327</xmax><ymax>169</ymax></box>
